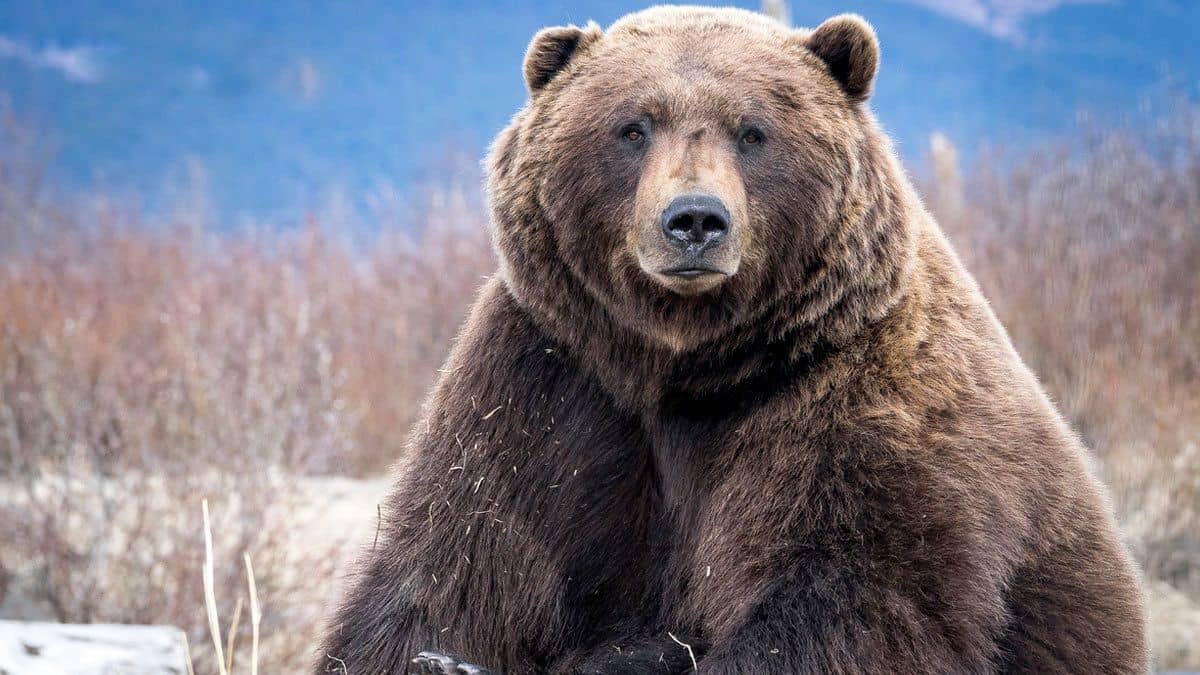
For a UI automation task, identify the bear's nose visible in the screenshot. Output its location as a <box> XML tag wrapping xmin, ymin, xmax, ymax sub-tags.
<box><xmin>660</xmin><ymin>194</ymin><xmax>730</xmax><ymax>250</ymax></box>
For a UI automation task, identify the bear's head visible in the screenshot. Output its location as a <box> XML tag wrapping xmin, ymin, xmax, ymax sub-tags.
<box><xmin>488</xmin><ymin>7</ymin><xmax>915</xmax><ymax>357</ymax></box>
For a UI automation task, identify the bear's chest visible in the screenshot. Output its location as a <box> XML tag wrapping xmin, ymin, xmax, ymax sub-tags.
<box><xmin>652</xmin><ymin>425</ymin><xmax>1000</xmax><ymax>638</ymax></box>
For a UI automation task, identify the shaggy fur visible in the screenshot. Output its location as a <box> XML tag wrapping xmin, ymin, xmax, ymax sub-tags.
<box><xmin>319</xmin><ymin>7</ymin><xmax>1148</xmax><ymax>674</ymax></box>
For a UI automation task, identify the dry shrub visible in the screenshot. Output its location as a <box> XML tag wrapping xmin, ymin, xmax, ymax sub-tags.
<box><xmin>0</xmin><ymin>197</ymin><xmax>492</xmax><ymax>476</ymax></box>
<box><xmin>924</xmin><ymin>106</ymin><xmax>1200</xmax><ymax>666</ymax></box>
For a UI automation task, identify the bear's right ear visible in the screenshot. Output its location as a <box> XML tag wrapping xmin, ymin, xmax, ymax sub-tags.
<box><xmin>523</xmin><ymin>22</ymin><xmax>602</xmax><ymax>95</ymax></box>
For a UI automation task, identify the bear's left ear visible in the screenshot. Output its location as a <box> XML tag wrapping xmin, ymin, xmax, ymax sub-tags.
<box><xmin>523</xmin><ymin>22</ymin><xmax>603</xmax><ymax>95</ymax></box>
<box><xmin>803</xmin><ymin>14</ymin><xmax>879</xmax><ymax>102</ymax></box>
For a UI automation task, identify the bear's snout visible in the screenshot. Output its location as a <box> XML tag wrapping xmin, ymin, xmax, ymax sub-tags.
<box><xmin>636</xmin><ymin>188</ymin><xmax>744</xmax><ymax>294</ymax></box>
<box><xmin>660</xmin><ymin>193</ymin><xmax>730</xmax><ymax>254</ymax></box>
<box><xmin>629</xmin><ymin>126</ymin><xmax>749</xmax><ymax>296</ymax></box>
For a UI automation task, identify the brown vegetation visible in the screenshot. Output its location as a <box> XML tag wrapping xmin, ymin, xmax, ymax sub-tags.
<box><xmin>0</xmin><ymin>104</ymin><xmax>1196</xmax><ymax>669</ymax></box>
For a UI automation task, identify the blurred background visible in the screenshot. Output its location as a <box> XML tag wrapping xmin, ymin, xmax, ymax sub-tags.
<box><xmin>0</xmin><ymin>0</ymin><xmax>1197</xmax><ymax>671</ymax></box>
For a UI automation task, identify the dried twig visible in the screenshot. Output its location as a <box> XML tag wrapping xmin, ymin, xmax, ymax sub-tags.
<box><xmin>225</xmin><ymin>595</ymin><xmax>243</xmax><ymax>674</ymax></box>
<box><xmin>202</xmin><ymin>498</ymin><xmax>229</xmax><ymax>675</ymax></box>
<box><xmin>668</xmin><ymin>632</ymin><xmax>698</xmax><ymax>672</ymax></box>
<box><xmin>245</xmin><ymin>552</ymin><xmax>262</xmax><ymax>675</ymax></box>
<box><xmin>372</xmin><ymin>503</ymin><xmax>382</xmax><ymax>552</ymax></box>
<box><xmin>181</xmin><ymin>630</ymin><xmax>196</xmax><ymax>675</ymax></box>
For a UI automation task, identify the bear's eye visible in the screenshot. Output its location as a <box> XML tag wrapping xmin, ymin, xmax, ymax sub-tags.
<box><xmin>739</xmin><ymin>129</ymin><xmax>764</xmax><ymax>147</ymax></box>
<box><xmin>621</xmin><ymin>126</ymin><xmax>645</xmax><ymax>143</ymax></box>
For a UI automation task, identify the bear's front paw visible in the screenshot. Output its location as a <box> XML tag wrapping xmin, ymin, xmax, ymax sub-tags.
<box><xmin>412</xmin><ymin>650</ymin><xmax>493</xmax><ymax>675</ymax></box>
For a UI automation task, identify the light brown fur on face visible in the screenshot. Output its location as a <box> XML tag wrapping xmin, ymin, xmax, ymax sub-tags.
<box><xmin>319</xmin><ymin>7</ymin><xmax>1148</xmax><ymax>674</ymax></box>
<box><xmin>632</xmin><ymin>126</ymin><xmax>749</xmax><ymax>295</ymax></box>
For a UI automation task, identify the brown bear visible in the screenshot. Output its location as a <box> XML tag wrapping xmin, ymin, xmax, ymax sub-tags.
<box><xmin>318</xmin><ymin>7</ymin><xmax>1148</xmax><ymax>674</ymax></box>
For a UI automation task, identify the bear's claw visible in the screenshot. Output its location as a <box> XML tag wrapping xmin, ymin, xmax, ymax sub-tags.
<box><xmin>412</xmin><ymin>651</ymin><xmax>493</xmax><ymax>674</ymax></box>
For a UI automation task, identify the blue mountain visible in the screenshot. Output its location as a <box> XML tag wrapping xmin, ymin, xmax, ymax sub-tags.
<box><xmin>1</xmin><ymin>1</ymin><xmax>1196</xmax><ymax>221</ymax></box>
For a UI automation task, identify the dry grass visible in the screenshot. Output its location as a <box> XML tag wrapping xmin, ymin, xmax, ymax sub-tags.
<box><xmin>0</xmin><ymin>100</ymin><xmax>1197</xmax><ymax>669</ymax></box>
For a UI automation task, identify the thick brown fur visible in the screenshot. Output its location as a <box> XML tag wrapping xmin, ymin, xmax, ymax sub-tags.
<box><xmin>319</xmin><ymin>7</ymin><xmax>1148</xmax><ymax>674</ymax></box>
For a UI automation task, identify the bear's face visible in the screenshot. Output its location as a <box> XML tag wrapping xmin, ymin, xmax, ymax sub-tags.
<box><xmin>492</xmin><ymin>8</ymin><xmax>888</xmax><ymax>351</ymax></box>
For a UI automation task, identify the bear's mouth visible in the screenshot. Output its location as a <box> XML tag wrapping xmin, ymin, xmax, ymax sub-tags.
<box><xmin>648</xmin><ymin>263</ymin><xmax>733</xmax><ymax>296</ymax></box>
<box><xmin>660</xmin><ymin>266</ymin><xmax>726</xmax><ymax>279</ymax></box>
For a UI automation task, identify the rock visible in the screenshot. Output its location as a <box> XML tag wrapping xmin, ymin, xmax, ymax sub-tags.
<box><xmin>0</xmin><ymin>621</ymin><xmax>188</xmax><ymax>675</ymax></box>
